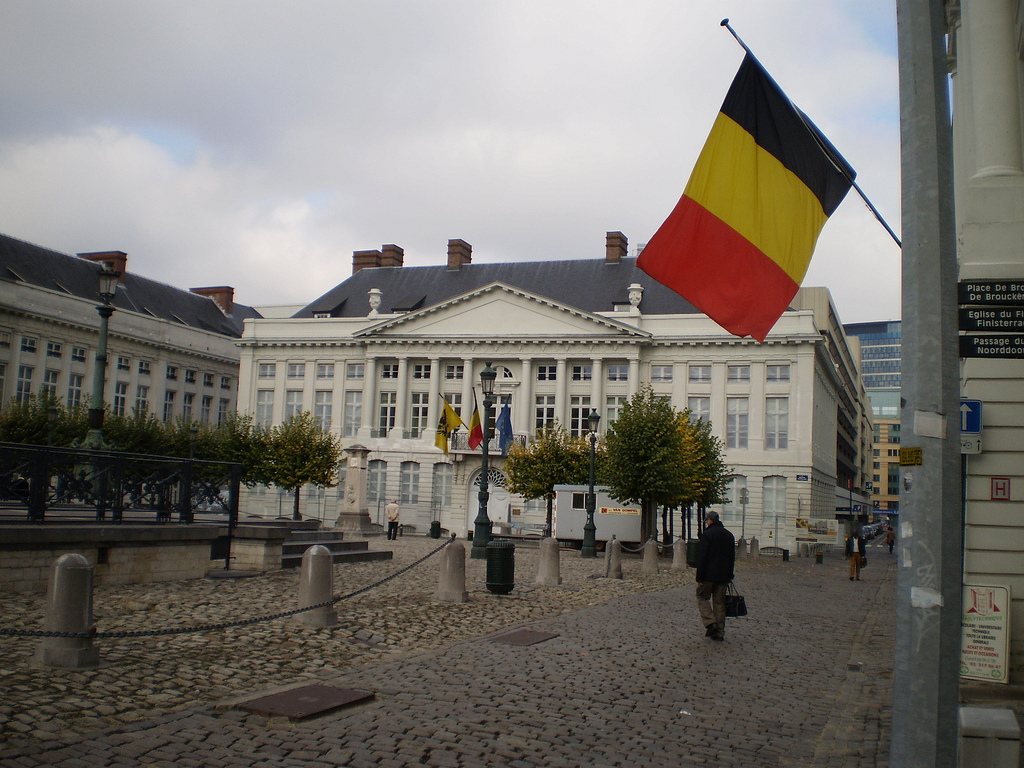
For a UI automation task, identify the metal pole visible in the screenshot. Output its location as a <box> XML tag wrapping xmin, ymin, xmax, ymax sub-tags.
<box><xmin>581</xmin><ymin>430</ymin><xmax>598</xmax><ymax>557</ymax></box>
<box><xmin>84</xmin><ymin>304</ymin><xmax>113</xmax><ymax>450</ymax></box>
<box><xmin>471</xmin><ymin>395</ymin><xmax>493</xmax><ymax>559</ymax></box>
<box><xmin>891</xmin><ymin>0</ymin><xmax>961</xmax><ymax>765</ymax></box>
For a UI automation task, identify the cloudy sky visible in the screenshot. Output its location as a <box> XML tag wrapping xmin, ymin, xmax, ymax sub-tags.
<box><xmin>1</xmin><ymin>1</ymin><xmax>900</xmax><ymax>325</ymax></box>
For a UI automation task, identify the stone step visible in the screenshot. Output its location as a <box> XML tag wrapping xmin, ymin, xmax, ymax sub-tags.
<box><xmin>281</xmin><ymin>539</ymin><xmax>370</xmax><ymax>557</ymax></box>
<box><xmin>287</xmin><ymin>530</ymin><xmax>346</xmax><ymax>543</ymax></box>
<box><xmin>280</xmin><ymin>549</ymin><xmax>393</xmax><ymax>568</ymax></box>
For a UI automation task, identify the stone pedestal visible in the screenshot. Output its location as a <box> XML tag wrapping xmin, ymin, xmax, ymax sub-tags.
<box><xmin>334</xmin><ymin>444</ymin><xmax>375</xmax><ymax>532</ymax></box>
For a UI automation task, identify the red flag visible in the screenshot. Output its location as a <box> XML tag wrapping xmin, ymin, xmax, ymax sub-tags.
<box><xmin>467</xmin><ymin>390</ymin><xmax>483</xmax><ymax>449</ymax></box>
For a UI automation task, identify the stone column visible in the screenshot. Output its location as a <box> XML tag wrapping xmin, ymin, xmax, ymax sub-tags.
<box><xmin>435</xmin><ymin>539</ymin><xmax>469</xmax><ymax>602</ymax></box>
<box><xmin>295</xmin><ymin>545</ymin><xmax>337</xmax><ymax>628</ymax></box>
<box><xmin>36</xmin><ymin>553</ymin><xmax>100</xmax><ymax>668</ymax></box>
<box><xmin>641</xmin><ymin>539</ymin><xmax>659</xmax><ymax>574</ymax></box>
<box><xmin>535</xmin><ymin>537</ymin><xmax>562</xmax><ymax>586</ymax></box>
<box><xmin>334</xmin><ymin>444</ymin><xmax>375</xmax><ymax>532</ymax></box>
<box><xmin>606</xmin><ymin>538</ymin><xmax>623</xmax><ymax>579</ymax></box>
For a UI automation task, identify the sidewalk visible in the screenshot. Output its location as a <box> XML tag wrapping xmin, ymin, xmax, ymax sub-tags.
<box><xmin>0</xmin><ymin>538</ymin><xmax>895</xmax><ymax>767</ymax></box>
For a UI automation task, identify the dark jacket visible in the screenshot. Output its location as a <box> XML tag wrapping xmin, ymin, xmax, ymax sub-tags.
<box><xmin>696</xmin><ymin>520</ymin><xmax>736</xmax><ymax>583</ymax></box>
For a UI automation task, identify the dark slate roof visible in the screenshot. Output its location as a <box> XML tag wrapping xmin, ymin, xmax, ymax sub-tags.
<box><xmin>0</xmin><ymin>233</ymin><xmax>260</xmax><ymax>337</ymax></box>
<box><xmin>293</xmin><ymin>257</ymin><xmax>703</xmax><ymax>319</ymax></box>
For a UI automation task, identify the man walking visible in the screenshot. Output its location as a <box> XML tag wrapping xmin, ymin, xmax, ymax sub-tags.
<box><xmin>385</xmin><ymin>499</ymin><xmax>400</xmax><ymax>541</ymax></box>
<box><xmin>695</xmin><ymin>510</ymin><xmax>736</xmax><ymax>641</ymax></box>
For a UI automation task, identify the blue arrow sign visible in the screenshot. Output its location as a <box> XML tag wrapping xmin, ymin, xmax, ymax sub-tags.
<box><xmin>960</xmin><ymin>399</ymin><xmax>983</xmax><ymax>434</ymax></box>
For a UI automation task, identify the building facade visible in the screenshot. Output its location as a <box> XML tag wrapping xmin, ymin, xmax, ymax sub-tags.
<box><xmin>0</xmin><ymin>234</ymin><xmax>254</xmax><ymax>426</ymax></box>
<box><xmin>947</xmin><ymin>0</ymin><xmax>1024</xmax><ymax>681</ymax></box>
<box><xmin>237</xmin><ymin>235</ymin><xmax>872</xmax><ymax>550</ymax></box>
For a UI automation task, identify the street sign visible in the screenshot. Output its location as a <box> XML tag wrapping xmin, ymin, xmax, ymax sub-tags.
<box><xmin>959</xmin><ymin>306</ymin><xmax>1024</xmax><ymax>332</ymax></box>
<box><xmin>959</xmin><ymin>334</ymin><xmax>1024</xmax><ymax>359</ymax></box>
<box><xmin>962</xmin><ymin>436</ymin><xmax>982</xmax><ymax>455</ymax></box>
<box><xmin>958</xmin><ymin>280</ymin><xmax>1024</xmax><ymax>305</ymax></box>
<box><xmin>960</xmin><ymin>399</ymin><xmax>982</xmax><ymax>434</ymax></box>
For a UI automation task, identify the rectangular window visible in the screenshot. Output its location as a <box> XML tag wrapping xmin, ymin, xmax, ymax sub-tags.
<box><xmin>256</xmin><ymin>390</ymin><xmax>274</xmax><ymax>426</ymax></box>
<box><xmin>184</xmin><ymin>369</ymin><xmax>197</xmax><ymax>384</ymax></box>
<box><xmin>346</xmin><ymin>362</ymin><xmax>365</xmax><ymax>380</ymax></box>
<box><xmin>688</xmin><ymin>396</ymin><xmax>711</xmax><ymax>424</ymax></box>
<box><xmin>284</xmin><ymin>390</ymin><xmax>303</xmax><ymax>420</ymax></box>
<box><xmin>182</xmin><ymin>392</ymin><xmax>194</xmax><ymax>421</ymax></box>
<box><xmin>201</xmin><ymin>395</ymin><xmax>213</xmax><ymax>423</ymax></box>
<box><xmin>410</xmin><ymin>392</ymin><xmax>430</xmax><ymax>436</ymax></box>
<box><xmin>445</xmin><ymin>364</ymin><xmax>464</xmax><ymax>380</ymax></box>
<box><xmin>381</xmin><ymin>363</ymin><xmax>399</xmax><ymax>379</ymax></box>
<box><xmin>765</xmin><ymin>397</ymin><xmax>789</xmax><ymax>449</ymax></box>
<box><xmin>166</xmin><ymin>365</ymin><xmax>178</xmax><ymax>381</ymax></box>
<box><xmin>571</xmin><ymin>365</ymin><xmax>592</xmax><ymax>381</ymax></box>
<box><xmin>314</xmin><ymin>390</ymin><xmax>332</xmax><ymax>430</ymax></box>
<box><xmin>287</xmin><ymin>363</ymin><xmax>305</xmax><ymax>380</ymax></box>
<box><xmin>607</xmin><ymin>364</ymin><xmax>629</xmax><ymax>382</ymax></box>
<box><xmin>726</xmin><ymin>397</ymin><xmax>748</xmax><ymax>449</ymax></box>
<box><xmin>0</xmin><ymin>331</ymin><xmax>10</xmax><ymax>348</ymax></box>
<box><xmin>727</xmin><ymin>365</ymin><xmax>750</xmax><ymax>383</ymax></box>
<box><xmin>378</xmin><ymin>391</ymin><xmax>397</xmax><ymax>433</ymax></box>
<box><xmin>258</xmin><ymin>362</ymin><xmax>276</xmax><ymax>379</ymax></box>
<box><xmin>162</xmin><ymin>390</ymin><xmax>175</xmax><ymax>422</ymax></box>
<box><xmin>535</xmin><ymin>395</ymin><xmax>556</xmax><ymax>430</ymax></box>
<box><xmin>20</xmin><ymin>337</ymin><xmax>37</xmax><ymax>354</ymax></box>
<box><xmin>135</xmin><ymin>385</ymin><xmax>149</xmax><ymax>415</ymax></box>
<box><xmin>218</xmin><ymin>399</ymin><xmax>229</xmax><ymax>425</ymax></box>
<box><xmin>138</xmin><ymin>360</ymin><xmax>151</xmax><ymax>376</ymax></box>
<box><xmin>41</xmin><ymin>369</ymin><xmax>59</xmax><ymax>396</ymax></box>
<box><xmin>443</xmin><ymin>392</ymin><xmax>463</xmax><ymax>418</ymax></box>
<box><xmin>766</xmin><ymin>364</ymin><xmax>790</xmax><ymax>382</ymax></box>
<box><xmin>537</xmin><ymin>365</ymin><xmax>557</xmax><ymax>381</ymax></box>
<box><xmin>15</xmin><ymin>365</ymin><xmax>33</xmax><ymax>404</ymax></box>
<box><xmin>0</xmin><ymin>363</ymin><xmax>5</xmax><ymax>404</ymax></box>
<box><xmin>316</xmin><ymin>363</ymin><xmax>334</xmax><ymax>380</ymax></box>
<box><xmin>67</xmin><ymin>373</ymin><xmax>83</xmax><ymax>408</ymax></box>
<box><xmin>71</xmin><ymin>346</ymin><xmax>87</xmax><ymax>363</ymax></box>
<box><xmin>113</xmin><ymin>382</ymin><xmax>128</xmax><ymax>417</ymax></box>
<box><xmin>569</xmin><ymin>396</ymin><xmax>592</xmax><ymax>437</ymax></box>
<box><xmin>651</xmin><ymin>365</ymin><xmax>673</xmax><ymax>382</ymax></box>
<box><xmin>343</xmin><ymin>391</ymin><xmax>362</xmax><ymax>437</ymax></box>
<box><xmin>220</xmin><ymin>376</ymin><xmax>231</xmax><ymax>390</ymax></box>
<box><xmin>412</xmin><ymin>364</ymin><xmax>431</xmax><ymax>379</ymax></box>
<box><xmin>46</xmin><ymin>341</ymin><xmax>62</xmax><ymax>358</ymax></box>
<box><xmin>400</xmin><ymin>461</ymin><xmax>420</xmax><ymax>504</ymax></box>
<box><xmin>116</xmin><ymin>356</ymin><xmax>130</xmax><ymax>372</ymax></box>
<box><xmin>203</xmin><ymin>372</ymin><xmax>214</xmax><ymax>388</ymax></box>
<box><xmin>689</xmin><ymin>365</ymin><xmax>711</xmax><ymax>383</ymax></box>
<box><xmin>605</xmin><ymin>395</ymin><xmax>626</xmax><ymax>424</ymax></box>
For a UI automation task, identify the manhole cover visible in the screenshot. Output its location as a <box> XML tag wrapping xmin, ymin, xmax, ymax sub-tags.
<box><xmin>238</xmin><ymin>684</ymin><xmax>374</xmax><ymax>720</ymax></box>
<box><xmin>491</xmin><ymin>629</ymin><xmax>559</xmax><ymax>646</ymax></box>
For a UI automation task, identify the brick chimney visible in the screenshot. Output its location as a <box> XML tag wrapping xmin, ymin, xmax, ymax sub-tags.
<box><xmin>447</xmin><ymin>239</ymin><xmax>472</xmax><ymax>270</ymax></box>
<box><xmin>380</xmin><ymin>244</ymin><xmax>404</xmax><ymax>267</ymax></box>
<box><xmin>605</xmin><ymin>232</ymin><xmax>628</xmax><ymax>264</ymax></box>
<box><xmin>353</xmin><ymin>249</ymin><xmax>382</xmax><ymax>273</ymax></box>
<box><xmin>78</xmin><ymin>251</ymin><xmax>128</xmax><ymax>283</ymax></box>
<box><xmin>191</xmin><ymin>286</ymin><xmax>235</xmax><ymax>314</ymax></box>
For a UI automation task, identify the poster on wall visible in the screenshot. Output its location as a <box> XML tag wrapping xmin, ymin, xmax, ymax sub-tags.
<box><xmin>960</xmin><ymin>583</ymin><xmax>1011</xmax><ymax>684</ymax></box>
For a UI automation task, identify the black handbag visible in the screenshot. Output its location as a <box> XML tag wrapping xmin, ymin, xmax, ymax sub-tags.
<box><xmin>724</xmin><ymin>582</ymin><xmax>747</xmax><ymax>617</ymax></box>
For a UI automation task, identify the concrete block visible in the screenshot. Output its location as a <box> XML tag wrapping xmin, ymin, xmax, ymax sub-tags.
<box><xmin>960</xmin><ymin>706</ymin><xmax>1020</xmax><ymax>768</ymax></box>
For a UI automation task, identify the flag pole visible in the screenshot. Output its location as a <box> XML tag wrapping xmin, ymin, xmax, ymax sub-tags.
<box><xmin>720</xmin><ymin>19</ymin><xmax>901</xmax><ymax>248</ymax></box>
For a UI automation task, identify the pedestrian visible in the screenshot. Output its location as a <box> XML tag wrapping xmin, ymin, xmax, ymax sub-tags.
<box><xmin>885</xmin><ymin>527</ymin><xmax>896</xmax><ymax>554</ymax></box>
<box><xmin>846</xmin><ymin>529</ymin><xmax>865</xmax><ymax>580</ymax></box>
<box><xmin>385</xmin><ymin>499</ymin><xmax>400</xmax><ymax>540</ymax></box>
<box><xmin>695</xmin><ymin>510</ymin><xmax>736</xmax><ymax>642</ymax></box>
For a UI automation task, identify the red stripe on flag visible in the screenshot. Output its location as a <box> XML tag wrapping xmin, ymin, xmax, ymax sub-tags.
<box><xmin>638</xmin><ymin>196</ymin><xmax>798</xmax><ymax>342</ymax></box>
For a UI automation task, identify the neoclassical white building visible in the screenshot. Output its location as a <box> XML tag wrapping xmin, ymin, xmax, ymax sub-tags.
<box><xmin>237</xmin><ymin>234</ymin><xmax>872</xmax><ymax>549</ymax></box>
<box><xmin>0</xmin><ymin>234</ymin><xmax>255</xmax><ymax>425</ymax></box>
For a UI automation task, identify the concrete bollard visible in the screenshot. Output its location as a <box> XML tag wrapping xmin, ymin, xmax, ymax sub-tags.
<box><xmin>737</xmin><ymin>537</ymin><xmax>748</xmax><ymax>560</ymax></box>
<box><xmin>435</xmin><ymin>538</ymin><xmax>469</xmax><ymax>602</ymax></box>
<box><xmin>535</xmin><ymin>537</ymin><xmax>562</xmax><ymax>586</ymax></box>
<box><xmin>799</xmin><ymin>542</ymin><xmax>809</xmax><ymax>558</ymax></box>
<box><xmin>606</xmin><ymin>538</ymin><xmax>623</xmax><ymax>579</ymax></box>
<box><xmin>641</xmin><ymin>539</ymin><xmax>659</xmax><ymax>574</ymax></box>
<box><xmin>672</xmin><ymin>538</ymin><xmax>686</xmax><ymax>570</ymax></box>
<box><xmin>750</xmin><ymin>536</ymin><xmax>760</xmax><ymax>559</ymax></box>
<box><xmin>295</xmin><ymin>545</ymin><xmax>338</xmax><ymax>628</ymax></box>
<box><xmin>37</xmin><ymin>553</ymin><xmax>100</xmax><ymax>668</ymax></box>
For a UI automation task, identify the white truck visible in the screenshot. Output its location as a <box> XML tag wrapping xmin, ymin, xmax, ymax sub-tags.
<box><xmin>552</xmin><ymin>484</ymin><xmax>642</xmax><ymax>545</ymax></box>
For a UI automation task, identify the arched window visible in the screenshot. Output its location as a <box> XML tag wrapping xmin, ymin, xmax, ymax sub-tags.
<box><xmin>763</xmin><ymin>475</ymin><xmax>787</xmax><ymax>534</ymax></box>
<box><xmin>400</xmin><ymin>461</ymin><xmax>420</xmax><ymax>504</ymax></box>
<box><xmin>367</xmin><ymin>460</ymin><xmax>387</xmax><ymax>504</ymax></box>
<box><xmin>432</xmin><ymin>463</ymin><xmax>453</xmax><ymax>510</ymax></box>
<box><xmin>722</xmin><ymin>475</ymin><xmax>747</xmax><ymax>528</ymax></box>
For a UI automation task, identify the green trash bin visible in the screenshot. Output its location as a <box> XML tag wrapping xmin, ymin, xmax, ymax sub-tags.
<box><xmin>429</xmin><ymin>520</ymin><xmax>441</xmax><ymax>539</ymax></box>
<box><xmin>486</xmin><ymin>540</ymin><xmax>515</xmax><ymax>595</ymax></box>
<box><xmin>686</xmin><ymin>539</ymin><xmax>700</xmax><ymax>568</ymax></box>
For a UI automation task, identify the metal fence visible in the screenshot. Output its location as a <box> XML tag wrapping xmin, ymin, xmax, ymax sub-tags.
<box><xmin>0</xmin><ymin>441</ymin><xmax>241</xmax><ymax>527</ymax></box>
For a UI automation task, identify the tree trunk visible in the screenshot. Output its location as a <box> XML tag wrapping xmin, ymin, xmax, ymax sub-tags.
<box><xmin>545</xmin><ymin>496</ymin><xmax>554</xmax><ymax>538</ymax></box>
<box><xmin>641</xmin><ymin>498</ymin><xmax>657</xmax><ymax>540</ymax></box>
<box><xmin>292</xmin><ymin>487</ymin><xmax>302</xmax><ymax>521</ymax></box>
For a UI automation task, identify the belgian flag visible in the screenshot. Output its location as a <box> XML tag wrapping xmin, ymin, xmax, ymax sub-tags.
<box><xmin>638</xmin><ymin>53</ymin><xmax>855</xmax><ymax>342</ymax></box>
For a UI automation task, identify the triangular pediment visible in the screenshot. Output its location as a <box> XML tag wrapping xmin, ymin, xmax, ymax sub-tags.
<box><xmin>355</xmin><ymin>282</ymin><xmax>649</xmax><ymax>340</ymax></box>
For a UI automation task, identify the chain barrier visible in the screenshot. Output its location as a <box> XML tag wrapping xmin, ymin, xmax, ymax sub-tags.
<box><xmin>0</xmin><ymin>535</ymin><xmax>455</xmax><ymax>640</ymax></box>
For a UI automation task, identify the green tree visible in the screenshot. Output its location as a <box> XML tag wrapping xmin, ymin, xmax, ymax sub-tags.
<box><xmin>263</xmin><ymin>411</ymin><xmax>342</xmax><ymax>520</ymax></box>
<box><xmin>602</xmin><ymin>387</ymin><xmax>689</xmax><ymax>539</ymax></box>
<box><xmin>504</xmin><ymin>423</ymin><xmax>592</xmax><ymax>536</ymax></box>
<box><xmin>0</xmin><ymin>393</ymin><xmax>69</xmax><ymax>445</ymax></box>
<box><xmin>676</xmin><ymin>413</ymin><xmax>730</xmax><ymax>538</ymax></box>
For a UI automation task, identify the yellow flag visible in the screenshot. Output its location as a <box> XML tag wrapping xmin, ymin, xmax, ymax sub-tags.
<box><xmin>435</xmin><ymin>395</ymin><xmax>464</xmax><ymax>455</ymax></box>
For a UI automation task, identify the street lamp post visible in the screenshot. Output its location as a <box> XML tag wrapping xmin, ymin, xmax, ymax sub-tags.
<box><xmin>470</xmin><ymin>362</ymin><xmax>497</xmax><ymax>560</ymax></box>
<box><xmin>84</xmin><ymin>264</ymin><xmax>120</xmax><ymax>451</ymax></box>
<box><xmin>580</xmin><ymin>410</ymin><xmax>600</xmax><ymax>558</ymax></box>
<box><xmin>739</xmin><ymin>486</ymin><xmax>748</xmax><ymax>540</ymax></box>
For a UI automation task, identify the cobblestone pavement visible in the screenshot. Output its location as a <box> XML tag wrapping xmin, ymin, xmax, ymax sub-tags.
<box><xmin>0</xmin><ymin>535</ymin><xmax>896</xmax><ymax>767</ymax></box>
